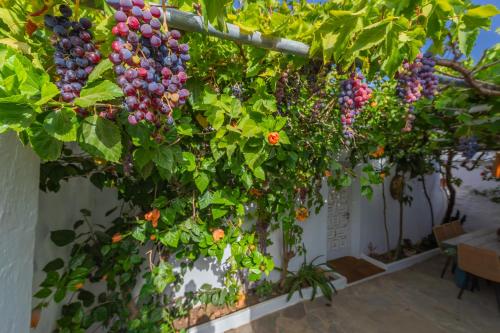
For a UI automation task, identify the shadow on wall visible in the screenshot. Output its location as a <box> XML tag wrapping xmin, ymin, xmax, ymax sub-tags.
<box><xmin>32</xmin><ymin>177</ymin><xmax>121</xmax><ymax>333</ymax></box>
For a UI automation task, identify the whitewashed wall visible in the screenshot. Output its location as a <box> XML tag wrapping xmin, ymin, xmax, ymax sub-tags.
<box><xmin>0</xmin><ymin>133</ymin><xmax>40</xmax><ymax>333</ymax></box>
<box><xmin>31</xmin><ymin>178</ymin><xmax>120</xmax><ymax>333</ymax></box>
<box><xmin>352</xmin><ymin>167</ymin><xmax>447</xmax><ymax>256</ymax></box>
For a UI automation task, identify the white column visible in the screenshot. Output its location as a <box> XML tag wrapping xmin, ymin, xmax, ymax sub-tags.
<box><xmin>0</xmin><ymin>132</ymin><xmax>40</xmax><ymax>333</ymax></box>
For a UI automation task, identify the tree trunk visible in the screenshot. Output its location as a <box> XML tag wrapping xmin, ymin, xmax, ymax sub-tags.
<box><xmin>394</xmin><ymin>199</ymin><xmax>404</xmax><ymax>260</ymax></box>
<box><xmin>279</xmin><ymin>227</ymin><xmax>289</xmax><ymax>289</ymax></box>
<box><xmin>255</xmin><ymin>203</ymin><xmax>270</xmax><ymax>255</ymax></box>
<box><xmin>442</xmin><ymin>151</ymin><xmax>457</xmax><ymax>224</ymax></box>
<box><xmin>420</xmin><ymin>175</ymin><xmax>435</xmax><ymax>228</ymax></box>
<box><xmin>381</xmin><ymin>181</ymin><xmax>390</xmax><ymax>253</ymax></box>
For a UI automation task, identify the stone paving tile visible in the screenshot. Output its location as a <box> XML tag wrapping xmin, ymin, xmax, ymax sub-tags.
<box><xmin>228</xmin><ymin>256</ymin><xmax>500</xmax><ymax>333</ymax></box>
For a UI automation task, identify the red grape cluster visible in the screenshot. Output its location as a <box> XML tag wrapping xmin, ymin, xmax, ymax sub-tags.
<box><xmin>44</xmin><ymin>5</ymin><xmax>100</xmax><ymax>103</ymax></box>
<box><xmin>106</xmin><ymin>0</ymin><xmax>190</xmax><ymax>125</ymax></box>
<box><xmin>396</xmin><ymin>53</ymin><xmax>438</xmax><ymax>131</ymax></box>
<box><xmin>338</xmin><ymin>73</ymin><xmax>372</xmax><ymax>138</ymax></box>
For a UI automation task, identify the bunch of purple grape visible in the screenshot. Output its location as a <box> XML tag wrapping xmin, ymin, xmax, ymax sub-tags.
<box><xmin>420</xmin><ymin>53</ymin><xmax>438</xmax><ymax>98</ymax></box>
<box><xmin>275</xmin><ymin>71</ymin><xmax>289</xmax><ymax>107</ymax></box>
<box><xmin>338</xmin><ymin>73</ymin><xmax>372</xmax><ymax>138</ymax></box>
<box><xmin>458</xmin><ymin>136</ymin><xmax>479</xmax><ymax>160</ymax></box>
<box><xmin>395</xmin><ymin>54</ymin><xmax>424</xmax><ymax>105</ymax></box>
<box><xmin>44</xmin><ymin>5</ymin><xmax>100</xmax><ymax>103</ymax></box>
<box><xmin>106</xmin><ymin>0</ymin><xmax>190</xmax><ymax>125</ymax></box>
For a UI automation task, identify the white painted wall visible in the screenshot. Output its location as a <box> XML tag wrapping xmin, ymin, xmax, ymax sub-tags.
<box><xmin>0</xmin><ymin>132</ymin><xmax>40</xmax><ymax>333</ymax></box>
<box><xmin>352</xmin><ymin>166</ymin><xmax>447</xmax><ymax>256</ymax></box>
<box><xmin>31</xmin><ymin>178</ymin><xmax>120</xmax><ymax>333</ymax></box>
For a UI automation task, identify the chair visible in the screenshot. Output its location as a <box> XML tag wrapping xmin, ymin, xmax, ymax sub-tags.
<box><xmin>457</xmin><ymin>243</ymin><xmax>500</xmax><ymax>312</ymax></box>
<box><xmin>433</xmin><ymin>221</ymin><xmax>465</xmax><ymax>278</ymax></box>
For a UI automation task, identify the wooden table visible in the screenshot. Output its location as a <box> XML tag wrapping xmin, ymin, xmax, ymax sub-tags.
<box><xmin>443</xmin><ymin>227</ymin><xmax>500</xmax><ymax>256</ymax></box>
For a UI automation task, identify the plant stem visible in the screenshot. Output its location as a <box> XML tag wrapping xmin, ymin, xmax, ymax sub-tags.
<box><xmin>442</xmin><ymin>150</ymin><xmax>456</xmax><ymax>224</ymax></box>
<box><xmin>420</xmin><ymin>175</ymin><xmax>435</xmax><ymax>227</ymax></box>
<box><xmin>381</xmin><ymin>181</ymin><xmax>390</xmax><ymax>253</ymax></box>
<box><xmin>394</xmin><ymin>199</ymin><xmax>404</xmax><ymax>260</ymax></box>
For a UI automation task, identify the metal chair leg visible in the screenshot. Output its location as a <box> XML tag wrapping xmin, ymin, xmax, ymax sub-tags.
<box><xmin>495</xmin><ymin>283</ymin><xmax>500</xmax><ymax>313</ymax></box>
<box><xmin>441</xmin><ymin>256</ymin><xmax>452</xmax><ymax>278</ymax></box>
<box><xmin>458</xmin><ymin>273</ymin><xmax>469</xmax><ymax>299</ymax></box>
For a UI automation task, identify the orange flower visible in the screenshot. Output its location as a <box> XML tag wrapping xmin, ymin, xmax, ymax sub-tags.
<box><xmin>212</xmin><ymin>228</ymin><xmax>225</xmax><ymax>242</ymax></box>
<box><xmin>324</xmin><ymin>170</ymin><xmax>332</xmax><ymax>177</ymax></box>
<box><xmin>249</xmin><ymin>188</ymin><xmax>263</xmax><ymax>197</ymax></box>
<box><xmin>371</xmin><ymin>146</ymin><xmax>385</xmax><ymax>158</ymax></box>
<box><xmin>267</xmin><ymin>132</ymin><xmax>280</xmax><ymax>145</ymax></box>
<box><xmin>295</xmin><ymin>207</ymin><xmax>309</xmax><ymax>222</ymax></box>
<box><xmin>370</xmin><ymin>101</ymin><xmax>378</xmax><ymax>108</ymax></box>
<box><xmin>75</xmin><ymin>282</ymin><xmax>84</xmax><ymax>290</ymax></box>
<box><xmin>150</xmin><ymin>235</ymin><xmax>157</xmax><ymax>241</ymax></box>
<box><xmin>145</xmin><ymin>208</ymin><xmax>160</xmax><ymax>228</ymax></box>
<box><xmin>30</xmin><ymin>308</ymin><xmax>41</xmax><ymax>328</ymax></box>
<box><xmin>237</xmin><ymin>290</ymin><xmax>246</xmax><ymax>308</ymax></box>
<box><xmin>112</xmin><ymin>233</ymin><xmax>123</xmax><ymax>243</ymax></box>
<box><xmin>380</xmin><ymin>172</ymin><xmax>386</xmax><ymax>179</ymax></box>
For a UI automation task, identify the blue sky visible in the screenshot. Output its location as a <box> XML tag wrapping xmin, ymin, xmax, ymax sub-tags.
<box><xmin>306</xmin><ymin>0</ymin><xmax>499</xmax><ymax>60</ymax></box>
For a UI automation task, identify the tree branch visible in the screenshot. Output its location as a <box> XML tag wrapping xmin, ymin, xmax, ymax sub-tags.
<box><xmin>435</xmin><ymin>58</ymin><xmax>500</xmax><ymax>97</ymax></box>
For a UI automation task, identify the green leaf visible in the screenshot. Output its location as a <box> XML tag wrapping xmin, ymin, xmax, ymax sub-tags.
<box><xmin>34</xmin><ymin>288</ymin><xmax>52</xmax><ymax>299</ymax></box>
<box><xmin>195</xmin><ymin>172</ymin><xmax>210</xmax><ymax>193</ymax></box>
<box><xmin>74</xmin><ymin>80</ymin><xmax>123</xmax><ymax>107</ymax></box>
<box><xmin>161</xmin><ymin>230</ymin><xmax>181</xmax><ymax>248</ymax></box>
<box><xmin>43</xmin><ymin>258</ymin><xmax>65</xmax><ymax>272</ymax></box>
<box><xmin>36</xmin><ymin>81</ymin><xmax>59</xmax><ymax>105</ymax></box>
<box><xmin>0</xmin><ymin>102</ymin><xmax>35</xmax><ymax>132</ymax></box>
<box><xmin>43</xmin><ymin>108</ymin><xmax>78</xmax><ymax>142</ymax></box>
<box><xmin>153</xmin><ymin>145</ymin><xmax>174</xmax><ymax>171</ymax></box>
<box><xmin>28</xmin><ymin>124</ymin><xmax>63</xmax><ymax>161</ymax></box>
<box><xmin>212</xmin><ymin>208</ymin><xmax>228</xmax><ymax>219</ymax></box>
<box><xmin>50</xmin><ymin>230</ymin><xmax>76</xmax><ymax>247</ymax></box>
<box><xmin>87</xmin><ymin>59</ymin><xmax>113</xmax><ymax>83</ymax></box>
<box><xmin>350</xmin><ymin>19</ymin><xmax>392</xmax><ymax>53</ymax></box>
<box><xmin>77</xmin><ymin>290</ymin><xmax>95</xmax><ymax>307</ymax></box>
<box><xmin>463</xmin><ymin>5</ymin><xmax>499</xmax><ymax>29</ymax></box>
<box><xmin>132</xmin><ymin>226</ymin><xmax>146</xmax><ymax>242</ymax></box>
<box><xmin>253</xmin><ymin>166</ymin><xmax>265</xmax><ymax>180</ymax></box>
<box><xmin>182</xmin><ymin>152</ymin><xmax>196</xmax><ymax>171</ymax></box>
<box><xmin>78</xmin><ymin>115</ymin><xmax>122</xmax><ymax>162</ymax></box>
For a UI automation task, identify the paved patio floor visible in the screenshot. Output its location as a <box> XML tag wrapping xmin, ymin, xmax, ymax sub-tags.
<box><xmin>228</xmin><ymin>256</ymin><xmax>500</xmax><ymax>333</ymax></box>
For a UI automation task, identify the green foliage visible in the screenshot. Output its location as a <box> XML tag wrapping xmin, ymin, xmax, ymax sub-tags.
<box><xmin>283</xmin><ymin>254</ymin><xmax>337</xmax><ymax>302</ymax></box>
<box><xmin>1</xmin><ymin>0</ymin><xmax>498</xmax><ymax>331</ymax></box>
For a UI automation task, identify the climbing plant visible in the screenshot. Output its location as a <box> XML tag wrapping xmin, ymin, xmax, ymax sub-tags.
<box><xmin>0</xmin><ymin>0</ymin><xmax>498</xmax><ymax>332</ymax></box>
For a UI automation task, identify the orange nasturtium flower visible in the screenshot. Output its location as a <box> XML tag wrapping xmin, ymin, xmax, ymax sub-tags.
<box><xmin>112</xmin><ymin>233</ymin><xmax>123</xmax><ymax>243</ymax></box>
<box><xmin>267</xmin><ymin>132</ymin><xmax>280</xmax><ymax>145</ymax></box>
<box><xmin>145</xmin><ymin>208</ymin><xmax>160</xmax><ymax>228</ymax></box>
<box><xmin>237</xmin><ymin>290</ymin><xmax>246</xmax><ymax>307</ymax></box>
<box><xmin>324</xmin><ymin>170</ymin><xmax>332</xmax><ymax>177</ymax></box>
<box><xmin>75</xmin><ymin>282</ymin><xmax>84</xmax><ymax>290</ymax></box>
<box><xmin>371</xmin><ymin>146</ymin><xmax>385</xmax><ymax>158</ymax></box>
<box><xmin>249</xmin><ymin>188</ymin><xmax>263</xmax><ymax>197</ymax></box>
<box><xmin>212</xmin><ymin>228</ymin><xmax>225</xmax><ymax>242</ymax></box>
<box><xmin>295</xmin><ymin>207</ymin><xmax>309</xmax><ymax>222</ymax></box>
<box><xmin>150</xmin><ymin>235</ymin><xmax>157</xmax><ymax>241</ymax></box>
<box><xmin>30</xmin><ymin>308</ymin><xmax>41</xmax><ymax>328</ymax></box>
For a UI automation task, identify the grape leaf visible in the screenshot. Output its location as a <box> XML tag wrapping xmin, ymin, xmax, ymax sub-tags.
<box><xmin>78</xmin><ymin>115</ymin><xmax>122</xmax><ymax>162</ymax></box>
<box><xmin>74</xmin><ymin>80</ymin><xmax>123</xmax><ymax>107</ymax></box>
<box><xmin>87</xmin><ymin>59</ymin><xmax>113</xmax><ymax>83</ymax></box>
<box><xmin>43</xmin><ymin>108</ymin><xmax>78</xmax><ymax>142</ymax></box>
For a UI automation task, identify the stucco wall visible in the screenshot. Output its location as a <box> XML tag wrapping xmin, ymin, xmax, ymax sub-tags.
<box><xmin>0</xmin><ymin>132</ymin><xmax>40</xmax><ymax>333</ymax></box>
<box><xmin>31</xmin><ymin>178</ymin><xmax>120</xmax><ymax>333</ymax></box>
<box><xmin>354</xmin><ymin>168</ymin><xmax>447</xmax><ymax>256</ymax></box>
